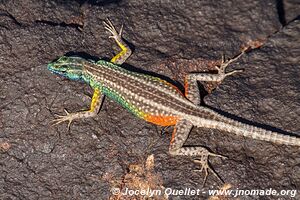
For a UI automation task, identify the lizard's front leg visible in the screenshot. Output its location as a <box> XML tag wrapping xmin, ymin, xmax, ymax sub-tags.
<box><xmin>103</xmin><ymin>18</ymin><xmax>132</xmax><ymax>65</ymax></box>
<box><xmin>184</xmin><ymin>52</ymin><xmax>244</xmax><ymax>105</ymax></box>
<box><xmin>169</xmin><ymin>119</ymin><xmax>226</xmax><ymax>186</ymax></box>
<box><xmin>53</xmin><ymin>19</ymin><xmax>133</xmax><ymax>128</ymax></box>
<box><xmin>52</xmin><ymin>88</ymin><xmax>104</xmax><ymax>129</ymax></box>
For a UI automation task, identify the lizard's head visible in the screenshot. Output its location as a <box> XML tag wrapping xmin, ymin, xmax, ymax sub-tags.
<box><xmin>47</xmin><ymin>56</ymin><xmax>84</xmax><ymax>81</ymax></box>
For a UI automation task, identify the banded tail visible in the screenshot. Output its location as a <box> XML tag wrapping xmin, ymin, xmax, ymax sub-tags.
<box><xmin>212</xmin><ymin>118</ymin><xmax>300</xmax><ymax>146</ymax></box>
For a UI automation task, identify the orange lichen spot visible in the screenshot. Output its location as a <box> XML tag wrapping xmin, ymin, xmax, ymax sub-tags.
<box><xmin>0</xmin><ymin>142</ymin><xmax>11</xmax><ymax>151</ymax></box>
<box><xmin>108</xmin><ymin>154</ymin><xmax>168</xmax><ymax>200</ymax></box>
<box><xmin>241</xmin><ymin>38</ymin><xmax>266</xmax><ymax>52</ymax></box>
<box><xmin>144</xmin><ymin>114</ymin><xmax>178</xmax><ymax>126</ymax></box>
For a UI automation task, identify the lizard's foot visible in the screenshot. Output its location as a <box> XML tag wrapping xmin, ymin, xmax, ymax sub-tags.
<box><xmin>103</xmin><ymin>18</ymin><xmax>123</xmax><ymax>41</ymax></box>
<box><xmin>103</xmin><ymin>18</ymin><xmax>132</xmax><ymax>65</ymax></box>
<box><xmin>52</xmin><ymin>109</ymin><xmax>79</xmax><ymax>129</ymax></box>
<box><xmin>193</xmin><ymin>152</ymin><xmax>227</xmax><ymax>187</ymax></box>
<box><xmin>215</xmin><ymin>52</ymin><xmax>245</xmax><ymax>79</ymax></box>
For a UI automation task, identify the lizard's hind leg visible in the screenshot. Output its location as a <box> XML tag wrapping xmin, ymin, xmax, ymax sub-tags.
<box><xmin>184</xmin><ymin>52</ymin><xmax>244</xmax><ymax>105</ymax></box>
<box><xmin>169</xmin><ymin>119</ymin><xmax>226</xmax><ymax>186</ymax></box>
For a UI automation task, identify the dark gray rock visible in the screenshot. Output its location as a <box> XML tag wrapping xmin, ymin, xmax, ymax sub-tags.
<box><xmin>282</xmin><ymin>0</ymin><xmax>300</xmax><ymax>24</ymax></box>
<box><xmin>205</xmin><ymin>19</ymin><xmax>300</xmax><ymax>199</ymax></box>
<box><xmin>0</xmin><ymin>0</ymin><xmax>298</xmax><ymax>199</ymax></box>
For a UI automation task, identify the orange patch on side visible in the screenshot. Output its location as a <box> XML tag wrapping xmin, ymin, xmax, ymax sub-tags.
<box><xmin>170</xmin><ymin>126</ymin><xmax>177</xmax><ymax>144</ymax></box>
<box><xmin>144</xmin><ymin>114</ymin><xmax>178</xmax><ymax>126</ymax></box>
<box><xmin>184</xmin><ymin>77</ymin><xmax>189</xmax><ymax>97</ymax></box>
<box><xmin>160</xmin><ymin>80</ymin><xmax>184</xmax><ymax>96</ymax></box>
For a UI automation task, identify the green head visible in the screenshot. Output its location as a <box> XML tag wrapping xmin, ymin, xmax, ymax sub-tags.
<box><xmin>47</xmin><ymin>56</ymin><xmax>85</xmax><ymax>81</ymax></box>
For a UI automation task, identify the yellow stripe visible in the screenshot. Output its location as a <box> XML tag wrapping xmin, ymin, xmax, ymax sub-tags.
<box><xmin>90</xmin><ymin>88</ymin><xmax>101</xmax><ymax>111</ymax></box>
<box><xmin>111</xmin><ymin>40</ymin><xmax>128</xmax><ymax>63</ymax></box>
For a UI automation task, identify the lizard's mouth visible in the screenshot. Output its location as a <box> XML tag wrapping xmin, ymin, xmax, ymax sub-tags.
<box><xmin>47</xmin><ymin>64</ymin><xmax>67</xmax><ymax>76</ymax></box>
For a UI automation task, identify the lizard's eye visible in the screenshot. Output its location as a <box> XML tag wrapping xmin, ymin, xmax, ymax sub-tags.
<box><xmin>57</xmin><ymin>56</ymin><xmax>68</xmax><ymax>63</ymax></box>
<box><xmin>57</xmin><ymin>56</ymin><xmax>67</xmax><ymax>62</ymax></box>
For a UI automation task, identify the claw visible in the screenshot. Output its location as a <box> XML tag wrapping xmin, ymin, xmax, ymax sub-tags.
<box><xmin>208</xmin><ymin>152</ymin><xmax>228</xmax><ymax>159</ymax></box>
<box><xmin>221</xmin><ymin>54</ymin><xmax>226</xmax><ymax>64</ymax></box>
<box><xmin>224</xmin><ymin>69</ymin><xmax>244</xmax><ymax>77</ymax></box>
<box><xmin>215</xmin><ymin>51</ymin><xmax>245</xmax><ymax>79</ymax></box>
<box><xmin>63</xmin><ymin>108</ymin><xmax>69</xmax><ymax>115</ymax></box>
<box><xmin>193</xmin><ymin>152</ymin><xmax>227</xmax><ymax>186</ymax></box>
<box><xmin>103</xmin><ymin>18</ymin><xmax>122</xmax><ymax>40</ymax></box>
<box><xmin>51</xmin><ymin>109</ymin><xmax>75</xmax><ymax>130</ymax></box>
<box><xmin>119</xmin><ymin>24</ymin><xmax>123</xmax><ymax>36</ymax></box>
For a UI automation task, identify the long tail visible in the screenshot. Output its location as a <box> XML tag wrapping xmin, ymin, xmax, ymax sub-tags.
<box><xmin>209</xmin><ymin>117</ymin><xmax>300</xmax><ymax>146</ymax></box>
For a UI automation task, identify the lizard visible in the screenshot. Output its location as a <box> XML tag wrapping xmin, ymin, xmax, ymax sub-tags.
<box><xmin>47</xmin><ymin>19</ymin><xmax>300</xmax><ymax>185</ymax></box>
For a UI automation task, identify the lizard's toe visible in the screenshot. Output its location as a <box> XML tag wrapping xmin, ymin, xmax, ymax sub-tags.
<box><xmin>51</xmin><ymin>109</ymin><xmax>74</xmax><ymax>129</ymax></box>
<box><xmin>193</xmin><ymin>152</ymin><xmax>226</xmax><ymax>186</ymax></box>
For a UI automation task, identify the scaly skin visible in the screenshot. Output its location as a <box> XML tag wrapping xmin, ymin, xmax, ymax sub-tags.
<box><xmin>48</xmin><ymin>19</ymin><xmax>300</xmax><ymax>186</ymax></box>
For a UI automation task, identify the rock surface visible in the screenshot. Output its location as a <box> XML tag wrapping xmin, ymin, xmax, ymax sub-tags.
<box><xmin>0</xmin><ymin>0</ymin><xmax>299</xmax><ymax>199</ymax></box>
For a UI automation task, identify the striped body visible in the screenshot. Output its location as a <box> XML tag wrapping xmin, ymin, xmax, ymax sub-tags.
<box><xmin>48</xmin><ymin>19</ymin><xmax>299</xmax><ymax>185</ymax></box>
<box><xmin>48</xmin><ymin>56</ymin><xmax>300</xmax><ymax>146</ymax></box>
<box><xmin>84</xmin><ymin>58</ymin><xmax>195</xmax><ymax>126</ymax></box>
<box><xmin>50</xmin><ymin>57</ymin><xmax>300</xmax><ymax>146</ymax></box>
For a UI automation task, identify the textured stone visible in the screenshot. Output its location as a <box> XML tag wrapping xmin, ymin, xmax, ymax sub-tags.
<box><xmin>0</xmin><ymin>0</ymin><xmax>299</xmax><ymax>199</ymax></box>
